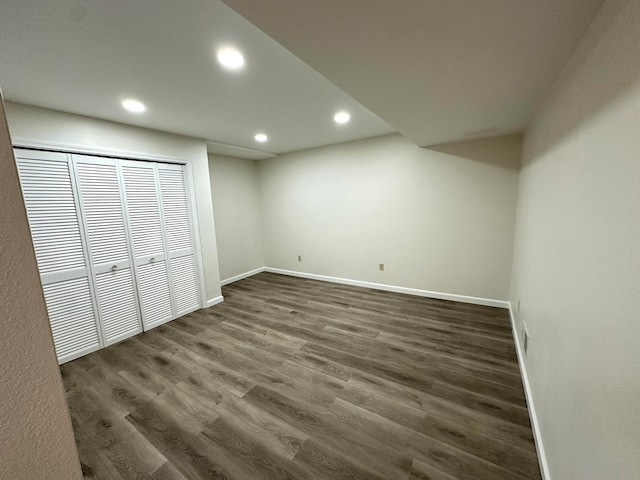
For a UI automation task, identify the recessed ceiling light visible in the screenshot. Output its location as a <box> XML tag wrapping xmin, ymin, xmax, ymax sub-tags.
<box><xmin>254</xmin><ymin>133</ymin><xmax>268</xmax><ymax>143</ymax></box>
<box><xmin>334</xmin><ymin>111</ymin><xmax>350</xmax><ymax>124</ymax></box>
<box><xmin>217</xmin><ymin>47</ymin><xmax>245</xmax><ymax>70</ymax></box>
<box><xmin>121</xmin><ymin>99</ymin><xmax>146</xmax><ymax>113</ymax></box>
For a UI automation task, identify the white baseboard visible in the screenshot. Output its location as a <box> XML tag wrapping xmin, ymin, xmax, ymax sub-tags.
<box><xmin>220</xmin><ymin>267</ymin><xmax>266</xmax><ymax>286</ymax></box>
<box><xmin>220</xmin><ymin>266</ymin><xmax>509</xmax><ymax>309</ymax></box>
<box><xmin>205</xmin><ymin>295</ymin><xmax>224</xmax><ymax>308</ymax></box>
<box><xmin>509</xmin><ymin>305</ymin><xmax>551</xmax><ymax>480</ymax></box>
<box><xmin>263</xmin><ymin>267</ymin><xmax>509</xmax><ymax>308</ymax></box>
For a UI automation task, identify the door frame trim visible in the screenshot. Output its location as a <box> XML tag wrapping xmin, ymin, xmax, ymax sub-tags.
<box><xmin>11</xmin><ymin>137</ymin><xmax>187</xmax><ymax>164</ymax></box>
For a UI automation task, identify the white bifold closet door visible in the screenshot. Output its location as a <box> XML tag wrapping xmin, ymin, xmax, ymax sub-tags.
<box><xmin>120</xmin><ymin>160</ymin><xmax>174</xmax><ymax>329</ymax></box>
<box><xmin>158</xmin><ymin>164</ymin><xmax>201</xmax><ymax>316</ymax></box>
<box><xmin>15</xmin><ymin>149</ymin><xmax>101</xmax><ymax>363</ymax></box>
<box><xmin>15</xmin><ymin>148</ymin><xmax>203</xmax><ymax>363</ymax></box>
<box><xmin>73</xmin><ymin>155</ymin><xmax>143</xmax><ymax>345</ymax></box>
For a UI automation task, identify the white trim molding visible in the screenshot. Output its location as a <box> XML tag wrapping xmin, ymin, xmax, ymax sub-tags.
<box><xmin>218</xmin><ymin>266</ymin><xmax>509</xmax><ymax>309</ymax></box>
<box><xmin>262</xmin><ymin>267</ymin><xmax>509</xmax><ymax>308</ymax></box>
<box><xmin>220</xmin><ymin>267</ymin><xmax>266</xmax><ymax>286</ymax></box>
<box><xmin>205</xmin><ymin>295</ymin><xmax>224</xmax><ymax>308</ymax></box>
<box><xmin>11</xmin><ymin>137</ymin><xmax>189</xmax><ymax>164</ymax></box>
<box><xmin>509</xmin><ymin>305</ymin><xmax>551</xmax><ymax>480</ymax></box>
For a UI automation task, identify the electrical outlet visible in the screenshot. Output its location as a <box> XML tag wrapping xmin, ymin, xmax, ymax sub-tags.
<box><xmin>297</xmin><ymin>255</ymin><xmax>302</xmax><ymax>262</ymax></box>
<box><xmin>379</xmin><ymin>263</ymin><xmax>384</xmax><ymax>271</ymax></box>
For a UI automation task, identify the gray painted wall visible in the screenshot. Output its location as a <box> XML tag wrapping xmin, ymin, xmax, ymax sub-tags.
<box><xmin>510</xmin><ymin>0</ymin><xmax>640</xmax><ymax>477</ymax></box>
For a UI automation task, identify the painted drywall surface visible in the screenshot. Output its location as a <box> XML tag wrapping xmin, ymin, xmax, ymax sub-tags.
<box><xmin>258</xmin><ymin>133</ymin><xmax>521</xmax><ymax>301</ymax></box>
<box><xmin>510</xmin><ymin>0</ymin><xmax>640</xmax><ymax>477</ymax></box>
<box><xmin>4</xmin><ymin>102</ymin><xmax>222</xmax><ymax>302</ymax></box>
<box><xmin>209</xmin><ymin>154</ymin><xmax>264</xmax><ymax>280</ymax></box>
<box><xmin>0</xmin><ymin>97</ymin><xmax>83</xmax><ymax>478</ymax></box>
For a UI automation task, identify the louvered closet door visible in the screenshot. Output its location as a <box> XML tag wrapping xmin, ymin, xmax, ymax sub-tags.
<box><xmin>14</xmin><ymin>149</ymin><xmax>101</xmax><ymax>363</ymax></box>
<box><xmin>120</xmin><ymin>160</ymin><xmax>174</xmax><ymax>329</ymax></box>
<box><xmin>158</xmin><ymin>163</ymin><xmax>202</xmax><ymax>316</ymax></box>
<box><xmin>73</xmin><ymin>155</ymin><xmax>142</xmax><ymax>345</ymax></box>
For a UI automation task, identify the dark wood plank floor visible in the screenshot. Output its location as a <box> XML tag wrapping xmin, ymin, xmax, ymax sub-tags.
<box><xmin>61</xmin><ymin>272</ymin><xmax>541</xmax><ymax>480</ymax></box>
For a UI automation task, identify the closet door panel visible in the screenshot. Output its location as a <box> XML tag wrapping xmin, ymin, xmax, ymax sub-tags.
<box><xmin>16</xmin><ymin>153</ymin><xmax>87</xmax><ymax>276</ymax></box>
<box><xmin>121</xmin><ymin>162</ymin><xmax>165</xmax><ymax>257</ymax></box>
<box><xmin>120</xmin><ymin>160</ymin><xmax>173</xmax><ymax>328</ymax></box>
<box><xmin>136</xmin><ymin>261</ymin><xmax>173</xmax><ymax>327</ymax></box>
<box><xmin>73</xmin><ymin>155</ymin><xmax>142</xmax><ymax>344</ymax></box>
<box><xmin>170</xmin><ymin>255</ymin><xmax>200</xmax><ymax>315</ymax></box>
<box><xmin>42</xmin><ymin>278</ymin><xmax>100</xmax><ymax>361</ymax></box>
<box><xmin>94</xmin><ymin>269</ymin><xmax>140</xmax><ymax>343</ymax></box>
<box><xmin>158</xmin><ymin>164</ymin><xmax>201</xmax><ymax>315</ymax></box>
<box><xmin>75</xmin><ymin>160</ymin><xmax>130</xmax><ymax>268</ymax></box>
<box><xmin>158</xmin><ymin>166</ymin><xmax>194</xmax><ymax>251</ymax></box>
<box><xmin>14</xmin><ymin>149</ymin><xmax>101</xmax><ymax>363</ymax></box>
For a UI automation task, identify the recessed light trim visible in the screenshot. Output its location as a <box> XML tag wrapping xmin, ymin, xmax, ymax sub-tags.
<box><xmin>254</xmin><ymin>133</ymin><xmax>268</xmax><ymax>143</ymax></box>
<box><xmin>334</xmin><ymin>111</ymin><xmax>350</xmax><ymax>124</ymax></box>
<box><xmin>217</xmin><ymin>47</ymin><xmax>245</xmax><ymax>70</ymax></box>
<box><xmin>121</xmin><ymin>99</ymin><xmax>146</xmax><ymax>113</ymax></box>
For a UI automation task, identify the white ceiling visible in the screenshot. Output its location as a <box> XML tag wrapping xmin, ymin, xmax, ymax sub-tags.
<box><xmin>0</xmin><ymin>0</ymin><xmax>394</xmax><ymax>157</ymax></box>
<box><xmin>223</xmin><ymin>0</ymin><xmax>604</xmax><ymax>146</ymax></box>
